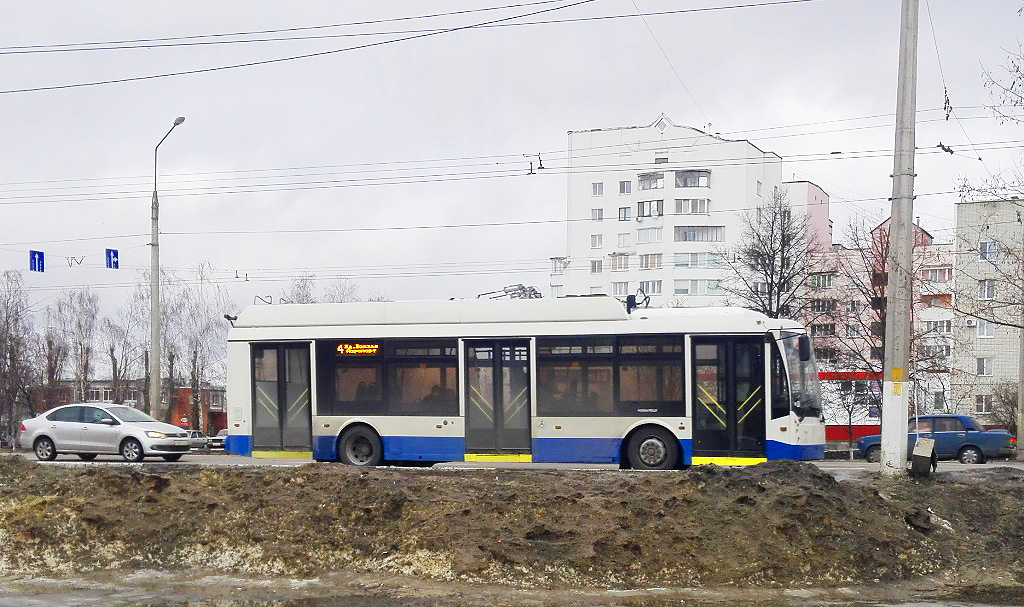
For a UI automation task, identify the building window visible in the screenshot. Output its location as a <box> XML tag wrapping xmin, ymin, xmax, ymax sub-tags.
<box><xmin>846</xmin><ymin>325</ymin><xmax>861</xmax><ymax>337</ymax></box>
<box><xmin>979</xmin><ymin>241</ymin><xmax>998</xmax><ymax>261</ymax></box>
<box><xmin>639</xmin><ymin>280</ymin><xmax>662</xmax><ymax>295</ymax></box>
<box><xmin>976</xmin><ymin>394</ymin><xmax>993</xmax><ymax>414</ymax></box>
<box><xmin>920</xmin><ymin>344</ymin><xmax>951</xmax><ymax>358</ymax></box>
<box><xmin>675</xmin><ymin>170</ymin><xmax>710</xmax><ymax>188</ymax></box>
<box><xmin>756</xmin><ymin>180</ymin><xmax>763</xmax><ymax>196</ymax></box>
<box><xmin>810</xmin><ymin>299</ymin><xmax>837</xmax><ymax>312</ymax></box>
<box><xmin>978</xmin><ymin>279</ymin><xmax>996</xmax><ymax>300</ymax></box>
<box><xmin>870</xmin><ymin>347</ymin><xmax>883</xmax><ymax>360</ymax></box>
<box><xmin>814</xmin><ymin>348</ymin><xmax>837</xmax><ymax>364</ymax></box>
<box><xmin>871</xmin><ymin>296</ymin><xmax>887</xmax><ymax>310</ymax></box>
<box><xmin>637</xmin><ymin>227</ymin><xmax>663</xmax><ymax>244</ymax></box>
<box><xmin>976</xmin><ymin>357</ymin><xmax>993</xmax><ymax>376</ymax></box>
<box><xmin>86</xmin><ymin>388</ymin><xmax>102</xmax><ymax>402</ymax></box>
<box><xmin>638</xmin><ymin>172</ymin><xmax>664</xmax><ymax>190</ymax></box>
<box><xmin>673</xmin><ymin>252</ymin><xmax>724</xmax><ymax>268</ymax></box>
<box><xmin>933</xmin><ymin>391</ymin><xmax>946</xmax><ymax>411</ymax></box>
<box><xmin>654</xmin><ymin>156</ymin><xmax>669</xmax><ymax>164</ymax></box>
<box><xmin>551</xmin><ymin>258</ymin><xmax>568</xmax><ymax>275</ymax></box>
<box><xmin>590</xmin><ymin>286</ymin><xmax>603</xmax><ymax>294</ymax></box>
<box><xmin>810</xmin><ymin>273</ymin><xmax>836</xmax><ymax>288</ymax></box>
<box><xmin>753</xmin><ymin>282</ymin><xmax>769</xmax><ymax>295</ymax></box>
<box><xmin>617</xmin><ymin>233</ymin><xmax>630</xmax><ymax>248</ymax></box>
<box><xmin>977</xmin><ymin>318</ymin><xmax>995</xmax><ymax>338</ymax></box>
<box><xmin>591</xmin><ymin>234</ymin><xmax>603</xmax><ymax>248</ymax></box>
<box><xmin>592</xmin><ymin>182</ymin><xmax>604</xmax><ymax>196</ymax></box>
<box><xmin>870</xmin><ymin>321</ymin><xmax>885</xmax><ymax>336</ymax></box>
<box><xmin>810</xmin><ymin>323</ymin><xmax>835</xmax><ymax>336</ymax></box>
<box><xmin>551</xmin><ymin>285</ymin><xmax>563</xmax><ymax>298</ymax></box>
<box><xmin>591</xmin><ymin>208</ymin><xmax>604</xmax><ymax>221</ymax></box>
<box><xmin>673</xmin><ymin>279</ymin><xmax>722</xmax><ymax>296</ymax></box>
<box><xmin>872</xmin><ymin>271</ymin><xmax>888</xmax><ymax>286</ymax></box>
<box><xmin>847</xmin><ymin>300</ymin><xmax>860</xmax><ymax>313</ymax></box>
<box><xmin>612</xmin><ymin>281</ymin><xmax>629</xmax><ymax>296</ymax></box>
<box><xmin>610</xmin><ymin>254</ymin><xmax>629</xmax><ymax>271</ymax></box>
<box><xmin>675</xmin><ymin>198</ymin><xmax>709</xmax><ymax>214</ymax></box>
<box><xmin>673</xmin><ymin>226</ymin><xmax>724</xmax><ymax>242</ymax></box>
<box><xmin>639</xmin><ymin>253</ymin><xmax>663</xmax><ymax>270</ymax></box>
<box><xmin>618</xmin><ymin>206</ymin><xmax>633</xmax><ymax>221</ymax></box>
<box><xmin>637</xmin><ymin>200</ymin><xmax>664</xmax><ymax>217</ymax></box>
<box><xmin>590</xmin><ymin>260</ymin><xmax>603</xmax><ymax>274</ymax></box>
<box><xmin>619</xmin><ymin>180</ymin><xmax>631</xmax><ymax>195</ymax></box>
<box><xmin>925</xmin><ymin>320</ymin><xmax>951</xmax><ymax>334</ymax></box>
<box><xmin>921</xmin><ymin>267</ymin><xmax>952</xmax><ymax>282</ymax></box>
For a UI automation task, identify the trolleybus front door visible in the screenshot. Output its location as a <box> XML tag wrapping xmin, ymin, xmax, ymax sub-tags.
<box><xmin>252</xmin><ymin>343</ymin><xmax>312</xmax><ymax>451</ymax></box>
<box><xmin>691</xmin><ymin>337</ymin><xmax>766</xmax><ymax>461</ymax></box>
<box><xmin>463</xmin><ymin>340</ymin><xmax>531</xmax><ymax>457</ymax></box>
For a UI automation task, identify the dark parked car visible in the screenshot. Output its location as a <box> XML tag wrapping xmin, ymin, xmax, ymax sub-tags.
<box><xmin>207</xmin><ymin>429</ymin><xmax>227</xmax><ymax>450</ymax></box>
<box><xmin>856</xmin><ymin>414</ymin><xmax>1013</xmax><ymax>464</ymax></box>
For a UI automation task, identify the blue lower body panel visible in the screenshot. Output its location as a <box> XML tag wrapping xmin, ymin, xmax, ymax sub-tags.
<box><xmin>533</xmin><ymin>437</ymin><xmax>621</xmax><ymax>463</ymax></box>
<box><xmin>766</xmin><ymin>440</ymin><xmax>825</xmax><ymax>461</ymax></box>
<box><xmin>313</xmin><ymin>435</ymin><xmax>338</xmax><ymax>461</ymax></box>
<box><xmin>678</xmin><ymin>438</ymin><xmax>693</xmax><ymax>466</ymax></box>
<box><xmin>382</xmin><ymin>436</ymin><xmax>465</xmax><ymax>462</ymax></box>
<box><xmin>225</xmin><ymin>434</ymin><xmax>253</xmax><ymax>457</ymax></box>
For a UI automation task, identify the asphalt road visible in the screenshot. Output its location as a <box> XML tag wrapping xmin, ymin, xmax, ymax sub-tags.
<box><xmin>9</xmin><ymin>450</ymin><xmax>1024</xmax><ymax>475</ymax></box>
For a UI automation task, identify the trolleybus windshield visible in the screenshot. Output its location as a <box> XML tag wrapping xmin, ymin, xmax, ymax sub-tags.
<box><xmin>781</xmin><ymin>331</ymin><xmax>821</xmax><ymax>418</ymax></box>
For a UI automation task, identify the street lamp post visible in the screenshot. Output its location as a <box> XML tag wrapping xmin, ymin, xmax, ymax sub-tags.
<box><xmin>150</xmin><ymin>116</ymin><xmax>185</xmax><ymax>417</ymax></box>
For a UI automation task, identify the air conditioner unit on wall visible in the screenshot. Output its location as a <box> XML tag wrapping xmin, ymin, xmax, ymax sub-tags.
<box><xmin>965</xmin><ymin>319</ymin><xmax>977</xmax><ymax>327</ymax></box>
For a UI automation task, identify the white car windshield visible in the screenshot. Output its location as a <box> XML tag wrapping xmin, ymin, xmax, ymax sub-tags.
<box><xmin>107</xmin><ymin>406</ymin><xmax>160</xmax><ymax>423</ymax></box>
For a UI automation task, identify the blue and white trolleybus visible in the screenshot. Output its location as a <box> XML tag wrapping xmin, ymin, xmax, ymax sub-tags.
<box><xmin>224</xmin><ymin>296</ymin><xmax>824</xmax><ymax>468</ymax></box>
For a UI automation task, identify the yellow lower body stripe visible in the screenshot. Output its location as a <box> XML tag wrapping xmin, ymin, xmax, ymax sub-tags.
<box><xmin>250</xmin><ymin>450</ymin><xmax>313</xmax><ymax>460</ymax></box>
<box><xmin>464</xmin><ymin>453</ymin><xmax>533</xmax><ymax>463</ymax></box>
<box><xmin>691</xmin><ymin>456</ymin><xmax>767</xmax><ymax>466</ymax></box>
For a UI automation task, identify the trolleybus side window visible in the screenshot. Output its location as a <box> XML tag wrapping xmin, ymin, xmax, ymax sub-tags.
<box><xmin>317</xmin><ymin>340</ymin><xmax>385</xmax><ymax>415</ymax></box>
<box><xmin>617</xmin><ymin>336</ymin><xmax>684</xmax><ymax>416</ymax></box>
<box><xmin>385</xmin><ymin>340</ymin><xmax>458</xmax><ymax>416</ymax></box>
<box><xmin>536</xmin><ymin>337</ymin><xmax>615</xmax><ymax>416</ymax></box>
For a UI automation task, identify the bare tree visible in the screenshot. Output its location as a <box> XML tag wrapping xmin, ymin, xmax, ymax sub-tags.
<box><xmin>163</xmin><ymin>263</ymin><xmax>235</xmax><ymax>428</ymax></box>
<box><xmin>0</xmin><ymin>271</ymin><xmax>38</xmax><ymax>438</ymax></box>
<box><xmin>284</xmin><ymin>272</ymin><xmax>318</xmax><ymax>304</ymax></box>
<box><xmin>101</xmin><ymin>284</ymin><xmax>147</xmax><ymax>404</ymax></box>
<box><xmin>322</xmin><ymin>278</ymin><xmax>362</xmax><ymax>303</ymax></box>
<box><xmin>51</xmin><ymin>287</ymin><xmax>100</xmax><ymax>403</ymax></box>
<box><xmin>720</xmin><ymin>187</ymin><xmax>814</xmax><ymax>319</ymax></box>
<box><xmin>991</xmin><ymin>382</ymin><xmax>1019</xmax><ymax>435</ymax></box>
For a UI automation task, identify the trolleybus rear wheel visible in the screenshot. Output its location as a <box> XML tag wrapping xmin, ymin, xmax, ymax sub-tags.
<box><xmin>626</xmin><ymin>426</ymin><xmax>679</xmax><ymax>470</ymax></box>
<box><xmin>339</xmin><ymin>425</ymin><xmax>382</xmax><ymax>466</ymax></box>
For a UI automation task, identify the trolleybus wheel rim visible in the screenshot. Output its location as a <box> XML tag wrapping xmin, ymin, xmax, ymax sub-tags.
<box><xmin>347</xmin><ymin>436</ymin><xmax>373</xmax><ymax>464</ymax></box>
<box><xmin>638</xmin><ymin>437</ymin><xmax>668</xmax><ymax>467</ymax></box>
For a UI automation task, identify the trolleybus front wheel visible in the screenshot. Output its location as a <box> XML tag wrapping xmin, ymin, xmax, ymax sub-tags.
<box><xmin>626</xmin><ymin>426</ymin><xmax>679</xmax><ymax>470</ymax></box>
<box><xmin>339</xmin><ymin>425</ymin><xmax>383</xmax><ymax>466</ymax></box>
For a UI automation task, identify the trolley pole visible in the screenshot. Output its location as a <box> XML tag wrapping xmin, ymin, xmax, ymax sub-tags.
<box><xmin>880</xmin><ymin>0</ymin><xmax>919</xmax><ymax>477</ymax></box>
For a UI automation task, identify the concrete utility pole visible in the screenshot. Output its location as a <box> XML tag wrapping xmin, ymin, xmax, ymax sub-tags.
<box><xmin>880</xmin><ymin>0</ymin><xmax>919</xmax><ymax>477</ymax></box>
<box><xmin>149</xmin><ymin>116</ymin><xmax>185</xmax><ymax>417</ymax></box>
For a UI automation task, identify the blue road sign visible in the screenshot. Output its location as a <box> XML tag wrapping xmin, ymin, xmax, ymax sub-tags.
<box><xmin>29</xmin><ymin>250</ymin><xmax>44</xmax><ymax>272</ymax></box>
<box><xmin>105</xmin><ymin>248</ymin><xmax>119</xmax><ymax>269</ymax></box>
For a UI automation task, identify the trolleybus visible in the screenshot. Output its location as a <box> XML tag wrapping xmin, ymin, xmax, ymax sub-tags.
<box><xmin>224</xmin><ymin>296</ymin><xmax>823</xmax><ymax>468</ymax></box>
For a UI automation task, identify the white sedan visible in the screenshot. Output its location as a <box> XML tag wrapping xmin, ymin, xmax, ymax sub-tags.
<box><xmin>20</xmin><ymin>404</ymin><xmax>192</xmax><ymax>462</ymax></box>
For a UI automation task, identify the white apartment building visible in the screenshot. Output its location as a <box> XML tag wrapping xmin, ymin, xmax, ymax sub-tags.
<box><xmin>549</xmin><ymin>114</ymin><xmax>830</xmax><ymax>304</ymax></box>
<box><xmin>951</xmin><ymin>198</ymin><xmax>1024</xmax><ymax>420</ymax></box>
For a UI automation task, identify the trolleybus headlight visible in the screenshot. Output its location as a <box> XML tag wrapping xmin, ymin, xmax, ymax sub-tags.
<box><xmin>145</xmin><ymin>431</ymin><xmax>167</xmax><ymax>439</ymax></box>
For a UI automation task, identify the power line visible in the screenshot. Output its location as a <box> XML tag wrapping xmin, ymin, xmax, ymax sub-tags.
<box><xmin>1</xmin><ymin>138</ymin><xmax>1016</xmax><ymax>207</ymax></box>
<box><xmin>0</xmin><ymin>104</ymin><xmax>989</xmax><ymax>191</ymax></box>
<box><xmin>1</xmin><ymin>0</ymin><xmax>824</xmax><ymax>59</ymax></box>
<box><xmin>0</xmin><ymin>0</ymin><xmax>570</xmax><ymax>53</ymax></box>
<box><xmin>0</xmin><ymin>0</ymin><xmax>601</xmax><ymax>95</ymax></box>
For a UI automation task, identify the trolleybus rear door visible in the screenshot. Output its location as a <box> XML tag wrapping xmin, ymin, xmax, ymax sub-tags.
<box><xmin>252</xmin><ymin>343</ymin><xmax>313</xmax><ymax>451</ymax></box>
<box><xmin>691</xmin><ymin>336</ymin><xmax>766</xmax><ymax>462</ymax></box>
<box><xmin>463</xmin><ymin>340</ymin><xmax>532</xmax><ymax>457</ymax></box>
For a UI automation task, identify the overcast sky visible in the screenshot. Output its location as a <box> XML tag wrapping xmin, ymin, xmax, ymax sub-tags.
<box><xmin>2</xmin><ymin>0</ymin><xmax>1022</xmax><ymax>316</ymax></box>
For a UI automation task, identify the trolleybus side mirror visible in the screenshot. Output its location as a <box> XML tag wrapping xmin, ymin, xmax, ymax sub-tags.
<box><xmin>625</xmin><ymin>294</ymin><xmax>637</xmax><ymax>314</ymax></box>
<box><xmin>798</xmin><ymin>334</ymin><xmax>812</xmax><ymax>362</ymax></box>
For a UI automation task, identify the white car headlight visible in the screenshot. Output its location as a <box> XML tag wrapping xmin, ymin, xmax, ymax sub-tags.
<box><xmin>145</xmin><ymin>431</ymin><xmax>167</xmax><ymax>439</ymax></box>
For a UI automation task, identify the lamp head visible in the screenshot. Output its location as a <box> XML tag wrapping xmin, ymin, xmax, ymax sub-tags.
<box><xmin>173</xmin><ymin>116</ymin><xmax>185</xmax><ymax>126</ymax></box>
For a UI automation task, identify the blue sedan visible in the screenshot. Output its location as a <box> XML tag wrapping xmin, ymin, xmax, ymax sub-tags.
<box><xmin>856</xmin><ymin>414</ymin><xmax>1013</xmax><ymax>464</ymax></box>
